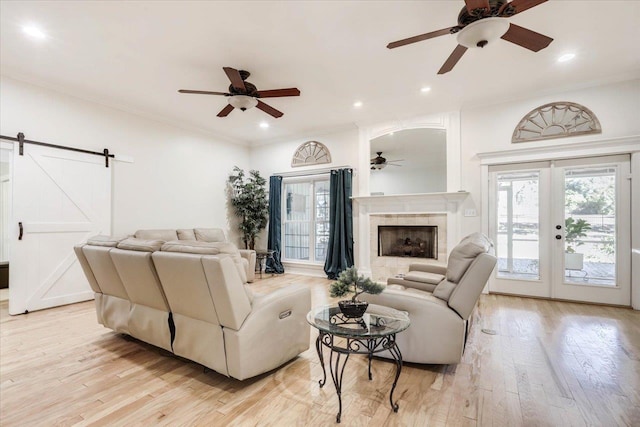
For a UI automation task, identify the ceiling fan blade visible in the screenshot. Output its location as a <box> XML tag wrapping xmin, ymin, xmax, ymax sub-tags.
<box><xmin>257</xmin><ymin>88</ymin><xmax>301</xmax><ymax>98</ymax></box>
<box><xmin>217</xmin><ymin>104</ymin><xmax>235</xmax><ymax>117</ymax></box>
<box><xmin>437</xmin><ymin>45</ymin><xmax>468</xmax><ymax>74</ymax></box>
<box><xmin>387</xmin><ymin>27</ymin><xmax>455</xmax><ymax>49</ymax></box>
<box><xmin>464</xmin><ymin>0</ymin><xmax>490</xmax><ymax>13</ymax></box>
<box><xmin>256</xmin><ymin>100</ymin><xmax>283</xmax><ymax>118</ymax></box>
<box><xmin>179</xmin><ymin>89</ymin><xmax>229</xmax><ymax>96</ymax></box>
<box><xmin>506</xmin><ymin>0</ymin><xmax>548</xmax><ymax>15</ymax></box>
<box><xmin>223</xmin><ymin>67</ymin><xmax>246</xmax><ymax>91</ymax></box>
<box><xmin>501</xmin><ymin>23</ymin><xmax>553</xmax><ymax>52</ymax></box>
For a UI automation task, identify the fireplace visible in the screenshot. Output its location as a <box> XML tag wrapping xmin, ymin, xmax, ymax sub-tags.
<box><xmin>378</xmin><ymin>225</ymin><xmax>438</xmax><ymax>259</ymax></box>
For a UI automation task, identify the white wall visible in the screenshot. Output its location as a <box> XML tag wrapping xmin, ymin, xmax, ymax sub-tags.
<box><xmin>0</xmin><ymin>76</ymin><xmax>250</xmax><ymax>242</ymax></box>
<box><xmin>459</xmin><ymin>79</ymin><xmax>640</xmax><ymax>236</ymax></box>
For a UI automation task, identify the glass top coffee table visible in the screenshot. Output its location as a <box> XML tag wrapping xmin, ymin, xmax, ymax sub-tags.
<box><xmin>307</xmin><ymin>304</ymin><xmax>410</xmax><ymax>423</ymax></box>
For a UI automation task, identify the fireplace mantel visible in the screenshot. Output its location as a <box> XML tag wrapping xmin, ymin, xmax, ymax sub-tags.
<box><xmin>352</xmin><ymin>192</ymin><xmax>469</xmax><ymax>213</ymax></box>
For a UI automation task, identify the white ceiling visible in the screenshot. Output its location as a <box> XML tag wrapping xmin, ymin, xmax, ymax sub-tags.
<box><xmin>1</xmin><ymin>1</ymin><xmax>639</xmax><ymax>146</ymax></box>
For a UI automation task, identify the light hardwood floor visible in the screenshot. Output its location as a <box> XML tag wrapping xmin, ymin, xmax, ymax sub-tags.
<box><xmin>1</xmin><ymin>274</ymin><xmax>639</xmax><ymax>426</ymax></box>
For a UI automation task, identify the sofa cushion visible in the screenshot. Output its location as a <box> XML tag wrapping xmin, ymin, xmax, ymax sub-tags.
<box><xmin>446</xmin><ymin>232</ymin><xmax>492</xmax><ymax>283</ymax></box>
<box><xmin>87</xmin><ymin>235</ymin><xmax>126</xmax><ymax>247</ymax></box>
<box><xmin>161</xmin><ymin>240</ymin><xmax>221</xmax><ymax>254</ymax></box>
<box><xmin>404</xmin><ymin>271</ymin><xmax>445</xmax><ymax>285</ymax></box>
<box><xmin>135</xmin><ymin>229</ymin><xmax>179</xmax><ymax>241</ymax></box>
<box><xmin>117</xmin><ymin>238</ymin><xmax>165</xmax><ymax>252</ymax></box>
<box><xmin>194</xmin><ymin>228</ymin><xmax>226</xmax><ymax>243</ymax></box>
<box><xmin>177</xmin><ymin>229</ymin><xmax>196</xmax><ymax>240</ymax></box>
<box><xmin>432</xmin><ymin>280</ymin><xmax>457</xmax><ymax>302</ymax></box>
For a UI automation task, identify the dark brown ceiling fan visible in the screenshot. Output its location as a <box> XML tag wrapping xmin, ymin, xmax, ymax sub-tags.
<box><xmin>387</xmin><ymin>0</ymin><xmax>553</xmax><ymax>74</ymax></box>
<box><xmin>370</xmin><ymin>152</ymin><xmax>404</xmax><ymax>170</ymax></box>
<box><xmin>179</xmin><ymin>67</ymin><xmax>300</xmax><ymax>118</ymax></box>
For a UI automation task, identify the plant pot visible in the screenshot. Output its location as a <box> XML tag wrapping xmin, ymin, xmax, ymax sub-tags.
<box><xmin>338</xmin><ymin>300</ymin><xmax>369</xmax><ymax>318</ymax></box>
<box><xmin>565</xmin><ymin>252</ymin><xmax>584</xmax><ymax>271</ymax></box>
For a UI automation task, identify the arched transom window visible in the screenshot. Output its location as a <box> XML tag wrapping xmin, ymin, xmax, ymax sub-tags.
<box><xmin>291</xmin><ymin>141</ymin><xmax>331</xmax><ymax>167</ymax></box>
<box><xmin>512</xmin><ymin>102</ymin><xmax>601</xmax><ymax>143</ymax></box>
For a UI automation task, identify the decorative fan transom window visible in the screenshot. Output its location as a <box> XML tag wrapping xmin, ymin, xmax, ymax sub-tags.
<box><xmin>512</xmin><ymin>102</ymin><xmax>601</xmax><ymax>143</ymax></box>
<box><xmin>291</xmin><ymin>141</ymin><xmax>332</xmax><ymax>167</ymax></box>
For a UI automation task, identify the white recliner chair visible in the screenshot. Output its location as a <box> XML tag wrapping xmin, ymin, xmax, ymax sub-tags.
<box><xmin>361</xmin><ymin>233</ymin><xmax>497</xmax><ymax>364</ymax></box>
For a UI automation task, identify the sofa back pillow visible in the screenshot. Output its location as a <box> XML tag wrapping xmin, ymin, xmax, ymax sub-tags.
<box><xmin>135</xmin><ymin>229</ymin><xmax>178</xmax><ymax>241</ymax></box>
<box><xmin>177</xmin><ymin>229</ymin><xmax>196</xmax><ymax>240</ymax></box>
<box><xmin>117</xmin><ymin>238</ymin><xmax>165</xmax><ymax>252</ymax></box>
<box><xmin>194</xmin><ymin>228</ymin><xmax>226</xmax><ymax>243</ymax></box>
<box><xmin>161</xmin><ymin>240</ymin><xmax>221</xmax><ymax>255</ymax></box>
<box><xmin>87</xmin><ymin>235</ymin><xmax>127</xmax><ymax>247</ymax></box>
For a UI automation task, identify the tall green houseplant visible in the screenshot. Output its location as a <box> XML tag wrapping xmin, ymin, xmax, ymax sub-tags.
<box><xmin>228</xmin><ymin>166</ymin><xmax>268</xmax><ymax>250</ymax></box>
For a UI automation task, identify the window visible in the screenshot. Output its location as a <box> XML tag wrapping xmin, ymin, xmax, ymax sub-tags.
<box><xmin>282</xmin><ymin>177</ymin><xmax>330</xmax><ymax>263</ymax></box>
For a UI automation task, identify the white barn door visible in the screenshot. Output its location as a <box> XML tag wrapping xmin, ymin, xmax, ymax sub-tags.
<box><xmin>9</xmin><ymin>143</ymin><xmax>111</xmax><ymax>314</ymax></box>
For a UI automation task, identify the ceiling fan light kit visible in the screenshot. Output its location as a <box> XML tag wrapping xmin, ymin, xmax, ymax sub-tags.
<box><xmin>456</xmin><ymin>17</ymin><xmax>509</xmax><ymax>49</ymax></box>
<box><xmin>228</xmin><ymin>95</ymin><xmax>258</xmax><ymax>111</ymax></box>
<box><xmin>386</xmin><ymin>0</ymin><xmax>553</xmax><ymax>74</ymax></box>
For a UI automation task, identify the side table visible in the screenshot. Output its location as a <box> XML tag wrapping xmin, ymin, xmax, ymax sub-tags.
<box><xmin>307</xmin><ymin>304</ymin><xmax>410</xmax><ymax>423</ymax></box>
<box><xmin>255</xmin><ymin>249</ymin><xmax>275</xmax><ymax>278</ymax></box>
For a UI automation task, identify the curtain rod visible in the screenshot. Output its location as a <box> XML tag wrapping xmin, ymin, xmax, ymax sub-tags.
<box><xmin>0</xmin><ymin>132</ymin><xmax>115</xmax><ymax>167</ymax></box>
<box><xmin>274</xmin><ymin>165</ymin><xmax>353</xmax><ymax>178</ymax></box>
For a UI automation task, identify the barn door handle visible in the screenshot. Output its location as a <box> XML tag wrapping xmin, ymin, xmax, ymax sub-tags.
<box><xmin>18</xmin><ymin>222</ymin><xmax>23</xmax><ymax>240</ymax></box>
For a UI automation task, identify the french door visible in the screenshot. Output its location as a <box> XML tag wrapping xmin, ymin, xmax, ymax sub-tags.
<box><xmin>488</xmin><ymin>155</ymin><xmax>631</xmax><ymax>306</ymax></box>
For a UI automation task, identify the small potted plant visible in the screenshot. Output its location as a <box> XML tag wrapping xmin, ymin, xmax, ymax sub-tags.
<box><xmin>565</xmin><ymin>217</ymin><xmax>591</xmax><ymax>270</ymax></box>
<box><xmin>330</xmin><ymin>267</ymin><xmax>385</xmax><ymax>318</ymax></box>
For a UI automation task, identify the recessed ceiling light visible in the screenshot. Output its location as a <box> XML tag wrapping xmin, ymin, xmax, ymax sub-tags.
<box><xmin>420</xmin><ymin>87</ymin><xmax>432</xmax><ymax>93</ymax></box>
<box><xmin>22</xmin><ymin>25</ymin><xmax>47</xmax><ymax>40</ymax></box>
<box><xmin>259</xmin><ymin>122</ymin><xmax>269</xmax><ymax>129</ymax></box>
<box><xmin>353</xmin><ymin>101</ymin><xmax>363</xmax><ymax>108</ymax></box>
<box><xmin>557</xmin><ymin>53</ymin><xmax>576</xmax><ymax>63</ymax></box>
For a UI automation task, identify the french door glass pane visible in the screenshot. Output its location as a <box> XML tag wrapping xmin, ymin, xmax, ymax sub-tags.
<box><xmin>284</xmin><ymin>222</ymin><xmax>309</xmax><ymax>260</ymax></box>
<box><xmin>284</xmin><ymin>182</ymin><xmax>310</xmax><ymax>260</ymax></box>
<box><xmin>496</xmin><ymin>171</ymin><xmax>540</xmax><ymax>280</ymax></box>
<box><xmin>564</xmin><ymin>167</ymin><xmax>616</xmax><ymax>286</ymax></box>
<box><xmin>315</xmin><ymin>181</ymin><xmax>330</xmax><ymax>262</ymax></box>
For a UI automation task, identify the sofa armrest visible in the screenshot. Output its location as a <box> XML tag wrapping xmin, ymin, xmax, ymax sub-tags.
<box><xmin>409</xmin><ymin>262</ymin><xmax>447</xmax><ymax>276</ymax></box>
<box><xmin>222</xmin><ymin>284</ymin><xmax>311</xmax><ymax>380</ymax></box>
<box><xmin>238</xmin><ymin>249</ymin><xmax>256</xmax><ymax>283</ymax></box>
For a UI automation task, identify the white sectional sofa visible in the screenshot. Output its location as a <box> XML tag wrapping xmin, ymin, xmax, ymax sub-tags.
<box><xmin>74</xmin><ymin>229</ymin><xmax>310</xmax><ymax>380</ymax></box>
<box><xmin>134</xmin><ymin>228</ymin><xmax>257</xmax><ymax>282</ymax></box>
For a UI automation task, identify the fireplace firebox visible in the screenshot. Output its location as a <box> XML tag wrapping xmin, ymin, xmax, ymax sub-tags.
<box><xmin>378</xmin><ymin>225</ymin><xmax>438</xmax><ymax>259</ymax></box>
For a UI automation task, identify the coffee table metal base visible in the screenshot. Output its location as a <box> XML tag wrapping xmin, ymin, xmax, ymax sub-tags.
<box><xmin>315</xmin><ymin>331</ymin><xmax>403</xmax><ymax>423</ymax></box>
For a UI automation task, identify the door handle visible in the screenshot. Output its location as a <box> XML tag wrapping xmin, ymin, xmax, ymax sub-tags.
<box><xmin>18</xmin><ymin>222</ymin><xmax>23</xmax><ymax>240</ymax></box>
<box><xmin>555</xmin><ymin>234</ymin><xmax>562</xmax><ymax>240</ymax></box>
